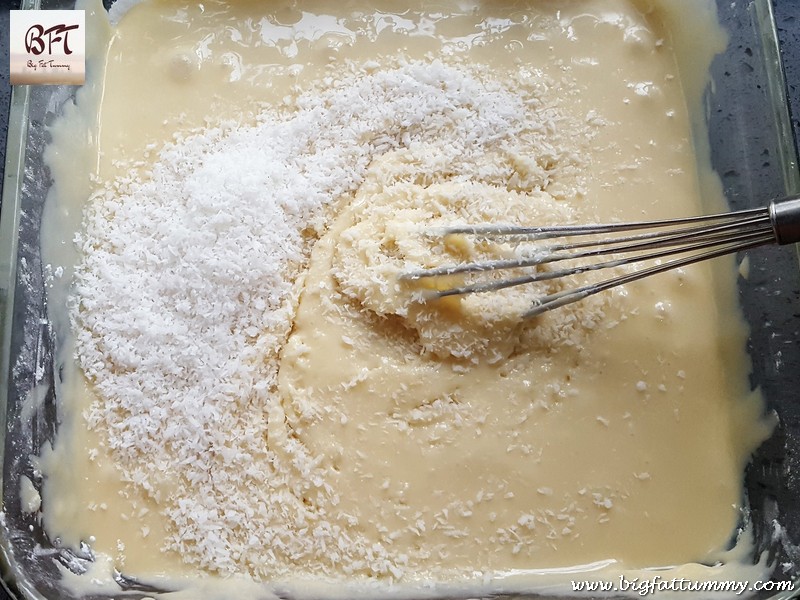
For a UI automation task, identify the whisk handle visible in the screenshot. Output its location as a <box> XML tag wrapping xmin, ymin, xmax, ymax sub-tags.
<box><xmin>770</xmin><ymin>197</ymin><xmax>800</xmax><ymax>245</ymax></box>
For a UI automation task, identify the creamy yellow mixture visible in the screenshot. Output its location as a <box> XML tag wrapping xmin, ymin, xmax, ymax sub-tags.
<box><xmin>38</xmin><ymin>0</ymin><xmax>772</xmax><ymax>596</ymax></box>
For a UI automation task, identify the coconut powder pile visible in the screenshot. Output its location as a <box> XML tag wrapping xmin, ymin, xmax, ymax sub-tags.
<box><xmin>69</xmin><ymin>56</ymin><xmax>598</xmax><ymax>579</ymax></box>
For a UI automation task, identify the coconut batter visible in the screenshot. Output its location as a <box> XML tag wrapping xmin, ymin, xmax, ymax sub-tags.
<box><xmin>38</xmin><ymin>0</ymin><xmax>772</xmax><ymax>595</ymax></box>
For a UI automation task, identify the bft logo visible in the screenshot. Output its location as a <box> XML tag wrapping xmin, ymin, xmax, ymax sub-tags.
<box><xmin>10</xmin><ymin>10</ymin><xmax>86</xmax><ymax>85</ymax></box>
<box><xmin>25</xmin><ymin>23</ymin><xmax>80</xmax><ymax>56</ymax></box>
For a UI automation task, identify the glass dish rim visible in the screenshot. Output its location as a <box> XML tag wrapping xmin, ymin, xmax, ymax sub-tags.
<box><xmin>0</xmin><ymin>0</ymin><xmax>799</xmax><ymax>598</ymax></box>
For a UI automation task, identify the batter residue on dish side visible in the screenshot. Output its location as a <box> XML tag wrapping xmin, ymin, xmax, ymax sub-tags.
<box><xmin>40</xmin><ymin>0</ymin><xmax>772</xmax><ymax>592</ymax></box>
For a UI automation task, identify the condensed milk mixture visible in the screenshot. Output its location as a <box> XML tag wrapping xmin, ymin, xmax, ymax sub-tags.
<box><xmin>39</xmin><ymin>0</ymin><xmax>773</xmax><ymax>595</ymax></box>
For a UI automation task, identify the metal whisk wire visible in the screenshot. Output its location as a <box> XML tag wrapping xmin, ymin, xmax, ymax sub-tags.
<box><xmin>402</xmin><ymin>197</ymin><xmax>800</xmax><ymax>318</ymax></box>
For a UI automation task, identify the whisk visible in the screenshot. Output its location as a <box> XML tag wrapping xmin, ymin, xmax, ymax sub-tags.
<box><xmin>402</xmin><ymin>197</ymin><xmax>800</xmax><ymax>318</ymax></box>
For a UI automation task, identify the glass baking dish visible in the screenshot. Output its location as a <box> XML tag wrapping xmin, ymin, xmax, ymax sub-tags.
<box><xmin>1</xmin><ymin>0</ymin><xmax>799</xmax><ymax>598</ymax></box>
